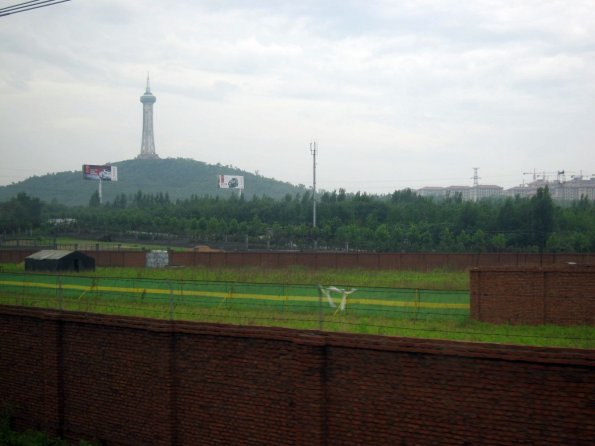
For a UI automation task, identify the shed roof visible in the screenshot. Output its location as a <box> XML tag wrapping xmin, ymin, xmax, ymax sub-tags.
<box><xmin>26</xmin><ymin>250</ymin><xmax>76</xmax><ymax>260</ymax></box>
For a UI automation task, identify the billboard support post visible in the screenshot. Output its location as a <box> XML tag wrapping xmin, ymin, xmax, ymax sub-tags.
<box><xmin>83</xmin><ymin>165</ymin><xmax>118</xmax><ymax>206</ymax></box>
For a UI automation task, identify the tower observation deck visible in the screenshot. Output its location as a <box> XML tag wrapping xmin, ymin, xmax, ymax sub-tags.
<box><xmin>137</xmin><ymin>75</ymin><xmax>159</xmax><ymax>159</ymax></box>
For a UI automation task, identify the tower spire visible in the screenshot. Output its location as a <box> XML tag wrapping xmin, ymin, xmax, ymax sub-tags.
<box><xmin>137</xmin><ymin>75</ymin><xmax>159</xmax><ymax>159</ymax></box>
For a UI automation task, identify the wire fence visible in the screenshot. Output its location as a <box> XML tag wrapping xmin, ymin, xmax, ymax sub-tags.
<box><xmin>0</xmin><ymin>239</ymin><xmax>146</xmax><ymax>251</ymax></box>
<box><xmin>0</xmin><ymin>272</ymin><xmax>592</xmax><ymax>347</ymax></box>
<box><xmin>0</xmin><ymin>271</ymin><xmax>467</xmax><ymax>322</ymax></box>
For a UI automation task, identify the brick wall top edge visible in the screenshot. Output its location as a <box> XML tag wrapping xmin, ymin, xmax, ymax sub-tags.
<box><xmin>61</xmin><ymin>249</ymin><xmax>594</xmax><ymax>257</ymax></box>
<box><xmin>470</xmin><ymin>264</ymin><xmax>595</xmax><ymax>272</ymax></box>
<box><xmin>1</xmin><ymin>305</ymin><xmax>593</xmax><ymax>366</ymax></box>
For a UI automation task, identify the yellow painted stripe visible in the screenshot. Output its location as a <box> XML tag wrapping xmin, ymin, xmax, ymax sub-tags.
<box><xmin>348</xmin><ymin>298</ymin><xmax>468</xmax><ymax>309</ymax></box>
<box><xmin>0</xmin><ymin>280</ymin><xmax>469</xmax><ymax>310</ymax></box>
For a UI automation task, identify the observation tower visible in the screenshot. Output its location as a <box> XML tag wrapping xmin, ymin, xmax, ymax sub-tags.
<box><xmin>137</xmin><ymin>74</ymin><xmax>159</xmax><ymax>159</ymax></box>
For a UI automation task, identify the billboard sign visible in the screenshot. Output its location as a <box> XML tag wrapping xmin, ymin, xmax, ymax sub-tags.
<box><xmin>83</xmin><ymin>165</ymin><xmax>118</xmax><ymax>182</ymax></box>
<box><xmin>218</xmin><ymin>175</ymin><xmax>244</xmax><ymax>189</ymax></box>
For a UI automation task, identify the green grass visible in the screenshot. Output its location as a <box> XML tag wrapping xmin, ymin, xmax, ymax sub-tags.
<box><xmin>0</xmin><ymin>270</ymin><xmax>469</xmax><ymax>320</ymax></box>
<box><xmin>1</xmin><ymin>290</ymin><xmax>591</xmax><ymax>349</ymax></box>
<box><xmin>0</xmin><ymin>409</ymin><xmax>96</xmax><ymax>446</ymax></box>
<box><xmin>0</xmin><ymin>265</ymin><xmax>592</xmax><ymax>349</ymax></box>
<box><xmin>53</xmin><ymin>236</ymin><xmax>192</xmax><ymax>252</ymax></box>
<box><xmin>88</xmin><ymin>265</ymin><xmax>470</xmax><ymax>290</ymax></box>
<box><xmin>1</xmin><ymin>262</ymin><xmax>470</xmax><ymax>290</ymax></box>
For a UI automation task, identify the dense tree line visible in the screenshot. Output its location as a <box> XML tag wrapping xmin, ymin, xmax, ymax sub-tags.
<box><xmin>0</xmin><ymin>193</ymin><xmax>42</xmax><ymax>234</ymax></box>
<box><xmin>2</xmin><ymin>187</ymin><xmax>594</xmax><ymax>252</ymax></box>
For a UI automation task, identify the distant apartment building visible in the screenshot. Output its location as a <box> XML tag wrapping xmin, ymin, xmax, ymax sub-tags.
<box><xmin>548</xmin><ymin>176</ymin><xmax>595</xmax><ymax>201</ymax></box>
<box><xmin>504</xmin><ymin>178</ymin><xmax>548</xmax><ymax>199</ymax></box>
<box><xmin>416</xmin><ymin>176</ymin><xmax>595</xmax><ymax>202</ymax></box>
<box><xmin>417</xmin><ymin>187</ymin><xmax>448</xmax><ymax>199</ymax></box>
<box><xmin>504</xmin><ymin>184</ymin><xmax>537</xmax><ymax>199</ymax></box>
<box><xmin>447</xmin><ymin>186</ymin><xmax>471</xmax><ymax>200</ymax></box>
<box><xmin>472</xmin><ymin>185</ymin><xmax>503</xmax><ymax>200</ymax></box>
<box><xmin>416</xmin><ymin>185</ymin><xmax>501</xmax><ymax>201</ymax></box>
<box><xmin>504</xmin><ymin>176</ymin><xmax>595</xmax><ymax>201</ymax></box>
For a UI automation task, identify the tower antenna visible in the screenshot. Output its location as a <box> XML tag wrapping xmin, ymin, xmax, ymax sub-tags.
<box><xmin>138</xmin><ymin>74</ymin><xmax>159</xmax><ymax>159</ymax></box>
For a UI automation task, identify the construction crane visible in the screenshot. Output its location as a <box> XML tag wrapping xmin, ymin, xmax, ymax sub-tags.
<box><xmin>522</xmin><ymin>170</ymin><xmax>574</xmax><ymax>184</ymax></box>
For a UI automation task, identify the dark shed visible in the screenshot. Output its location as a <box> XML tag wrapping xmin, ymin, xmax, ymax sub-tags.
<box><xmin>25</xmin><ymin>250</ymin><xmax>95</xmax><ymax>272</ymax></box>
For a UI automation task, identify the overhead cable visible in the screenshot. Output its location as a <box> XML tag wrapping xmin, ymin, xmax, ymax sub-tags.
<box><xmin>0</xmin><ymin>0</ymin><xmax>71</xmax><ymax>17</ymax></box>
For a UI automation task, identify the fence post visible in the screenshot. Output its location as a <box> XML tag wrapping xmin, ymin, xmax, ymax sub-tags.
<box><xmin>318</xmin><ymin>285</ymin><xmax>323</xmax><ymax>331</ymax></box>
<box><xmin>20</xmin><ymin>272</ymin><xmax>25</xmax><ymax>307</ymax></box>
<box><xmin>542</xmin><ymin>270</ymin><xmax>547</xmax><ymax>325</ymax></box>
<box><xmin>89</xmin><ymin>278</ymin><xmax>97</xmax><ymax>313</ymax></box>
<box><xmin>169</xmin><ymin>281</ymin><xmax>174</xmax><ymax>321</ymax></box>
<box><xmin>57</xmin><ymin>275</ymin><xmax>63</xmax><ymax>311</ymax></box>
<box><xmin>414</xmin><ymin>288</ymin><xmax>420</xmax><ymax>323</ymax></box>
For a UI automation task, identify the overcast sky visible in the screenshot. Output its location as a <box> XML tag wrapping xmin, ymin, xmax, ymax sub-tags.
<box><xmin>1</xmin><ymin>0</ymin><xmax>594</xmax><ymax>194</ymax></box>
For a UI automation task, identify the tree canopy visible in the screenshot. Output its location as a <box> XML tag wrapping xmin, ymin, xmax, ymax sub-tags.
<box><xmin>2</xmin><ymin>187</ymin><xmax>594</xmax><ymax>253</ymax></box>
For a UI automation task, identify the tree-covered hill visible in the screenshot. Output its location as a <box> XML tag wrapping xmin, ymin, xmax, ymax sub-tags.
<box><xmin>0</xmin><ymin>158</ymin><xmax>306</xmax><ymax>206</ymax></box>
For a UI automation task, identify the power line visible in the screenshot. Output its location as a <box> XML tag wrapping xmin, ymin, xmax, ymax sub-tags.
<box><xmin>0</xmin><ymin>0</ymin><xmax>71</xmax><ymax>17</ymax></box>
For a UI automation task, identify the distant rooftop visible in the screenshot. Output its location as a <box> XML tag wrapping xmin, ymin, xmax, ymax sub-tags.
<box><xmin>26</xmin><ymin>250</ymin><xmax>76</xmax><ymax>260</ymax></box>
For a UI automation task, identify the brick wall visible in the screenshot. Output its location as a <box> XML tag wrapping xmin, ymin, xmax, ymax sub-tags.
<box><xmin>2</xmin><ymin>250</ymin><xmax>594</xmax><ymax>270</ymax></box>
<box><xmin>471</xmin><ymin>265</ymin><xmax>595</xmax><ymax>325</ymax></box>
<box><xmin>169</xmin><ymin>251</ymin><xmax>595</xmax><ymax>271</ymax></box>
<box><xmin>1</xmin><ymin>306</ymin><xmax>594</xmax><ymax>445</ymax></box>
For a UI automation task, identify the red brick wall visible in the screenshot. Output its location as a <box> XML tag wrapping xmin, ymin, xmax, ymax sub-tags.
<box><xmin>1</xmin><ymin>306</ymin><xmax>594</xmax><ymax>445</ymax></box>
<box><xmin>2</xmin><ymin>250</ymin><xmax>594</xmax><ymax>270</ymax></box>
<box><xmin>0</xmin><ymin>249</ymin><xmax>36</xmax><ymax>263</ymax></box>
<box><xmin>471</xmin><ymin>266</ymin><xmax>595</xmax><ymax>325</ymax></box>
<box><xmin>84</xmin><ymin>250</ymin><xmax>146</xmax><ymax>267</ymax></box>
<box><xmin>169</xmin><ymin>251</ymin><xmax>595</xmax><ymax>271</ymax></box>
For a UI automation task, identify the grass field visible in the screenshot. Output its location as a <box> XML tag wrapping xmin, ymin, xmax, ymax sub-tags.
<box><xmin>0</xmin><ymin>265</ymin><xmax>593</xmax><ymax>349</ymax></box>
<box><xmin>88</xmin><ymin>265</ymin><xmax>471</xmax><ymax>290</ymax></box>
<box><xmin>0</xmin><ymin>410</ymin><xmax>96</xmax><ymax>446</ymax></box>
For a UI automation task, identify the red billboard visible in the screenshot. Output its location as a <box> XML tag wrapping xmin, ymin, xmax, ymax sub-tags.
<box><xmin>82</xmin><ymin>165</ymin><xmax>118</xmax><ymax>182</ymax></box>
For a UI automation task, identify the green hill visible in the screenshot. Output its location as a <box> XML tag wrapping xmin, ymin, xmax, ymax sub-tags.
<box><xmin>0</xmin><ymin>158</ymin><xmax>307</xmax><ymax>206</ymax></box>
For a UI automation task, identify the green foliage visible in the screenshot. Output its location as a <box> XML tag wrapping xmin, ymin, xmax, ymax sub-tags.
<box><xmin>88</xmin><ymin>191</ymin><xmax>100</xmax><ymax>208</ymax></box>
<box><xmin>0</xmin><ymin>193</ymin><xmax>42</xmax><ymax>233</ymax></box>
<box><xmin>1</xmin><ymin>170</ymin><xmax>594</xmax><ymax>252</ymax></box>
<box><xmin>0</xmin><ymin>410</ymin><xmax>61</xmax><ymax>445</ymax></box>
<box><xmin>0</xmin><ymin>158</ymin><xmax>305</xmax><ymax>206</ymax></box>
<box><xmin>530</xmin><ymin>187</ymin><xmax>555</xmax><ymax>252</ymax></box>
<box><xmin>0</xmin><ymin>408</ymin><xmax>99</xmax><ymax>445</ymax></box>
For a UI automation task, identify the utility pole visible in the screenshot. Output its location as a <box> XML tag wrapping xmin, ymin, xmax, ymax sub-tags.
<box><xmin>472</xmin><ymin>167</ymin><xmax>480</xmax><ymax>202</ymax></box>
<box><xmin>310</xmin><ymin>141</ymin><xmax>318</xmax><ymax>250</ymax></box>
<box><xmin>310</xmin><ymin>141</ymin><xmax>317</xmax><ymax>228</ymax></box>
